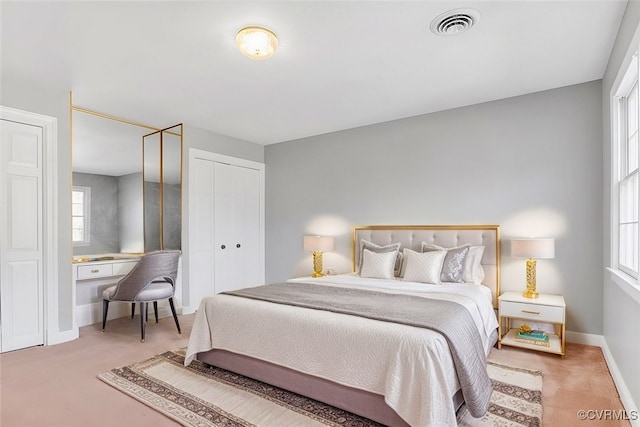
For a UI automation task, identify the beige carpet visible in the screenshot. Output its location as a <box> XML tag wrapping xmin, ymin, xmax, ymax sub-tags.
<box><xmin>99</xmin><ymin>350</ymin><xmax>542</xmax><ymax>427</ymax></box>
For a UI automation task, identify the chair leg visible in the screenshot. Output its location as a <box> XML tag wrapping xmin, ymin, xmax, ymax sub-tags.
<box><xmin>168</xmin><ymin>297</ymin><xmax>181</xmax><ymax>334</ymax></box>
<box><xmin>153</xmin><ymin>301</ymin><xmax>159</xmax><ymax>323</ymax></box>
<box><xmin>145</xmin><ymin>303</ymin><xmax>149</xmax><ymax>322</ymax></box>
<box><xmin>140</xmin><ymin>302</ymin><xmax>147</xmax><ymax>343</ymax></box>
<box><xmin>102</xmin><ymin>300</ymin><xmax>109</xmax><ymax>332</ymax></box>
<box><xmin>131</xmin><ymin>303</ymin><xmax>135</xmax><ymax>319</ymax></box>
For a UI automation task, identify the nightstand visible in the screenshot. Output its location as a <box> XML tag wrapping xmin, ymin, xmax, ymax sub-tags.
<box><xmin>498</xmin><ymin>291</ymin><xmax>566</xmax><ymax>357</ymax></box>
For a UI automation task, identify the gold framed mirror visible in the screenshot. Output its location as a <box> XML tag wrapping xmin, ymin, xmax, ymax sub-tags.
<box><xmin>143</xmin><ymin>124</ymin><xmax>183</xmax><ymax>251</ymax></box>
<box><xmin>71</xmin><ymin>103</ymin><xmax>182</xmax><ymax>256</ymax></box>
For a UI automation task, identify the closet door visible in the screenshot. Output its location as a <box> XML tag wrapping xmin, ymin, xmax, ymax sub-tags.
<box><xmin>189</xmin><ymin>157</ymin><xmax>216</xmax><ymax>307</ymax></box>
<box><xmin>0</xmin><ymin>119</ymin><xmax>44</xmax><ymax>352</ymax></box>
<box><xmin>213</xmin><ymin>162</ymin><xmax>261</xmax><ymax>293</ymax></box>
<box><xmin>188</xmin><ymin>149</ymin><xmax>265</xmax><ymax>312</ymax></box>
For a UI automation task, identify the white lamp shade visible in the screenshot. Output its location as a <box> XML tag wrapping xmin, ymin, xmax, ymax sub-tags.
<box><xmin>304</xmin><ymin>236</ymin><xmax>334</xmax><ymax>252</ymax></box>
<box><xmin>511</xmin><ymin>238</ymin><xmax>555</xmax><ymax>259</ymax></box>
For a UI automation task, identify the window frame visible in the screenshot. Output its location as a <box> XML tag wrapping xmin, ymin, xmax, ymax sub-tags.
<box><xmin>72</xmin><ymin>186</ymin><xmax>91</xmax><ymax>247</ymax></box>
<box><xmin>618</xmin><ymin>78</ymin><xmax>640</xmax><ymax>278</ymax></box>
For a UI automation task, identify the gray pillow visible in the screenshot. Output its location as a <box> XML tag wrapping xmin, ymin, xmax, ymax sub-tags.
<box><xmin>422</xmin><ymin>244</ymin><xmax>469</xmax><ymax>282</ymax></box>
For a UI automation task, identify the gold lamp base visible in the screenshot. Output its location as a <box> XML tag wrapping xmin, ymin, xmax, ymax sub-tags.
<box><xmin>522</xmin><ymin>258</ymin><xmax>539</xmax><ymax>299</ymax></box>
<box><xmin>311</xmin><ymin>251</ymin><xmax>325</xmax><ymax>278</ymax></box>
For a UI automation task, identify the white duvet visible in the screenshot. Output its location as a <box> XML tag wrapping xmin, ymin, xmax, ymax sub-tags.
<box><xmin>185</xmin><ymin>275</ymin><xmax>498</xmax><ymax>427</ymax></box>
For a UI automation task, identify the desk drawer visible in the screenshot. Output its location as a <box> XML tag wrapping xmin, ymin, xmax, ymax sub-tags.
<box><xmin>112</xmin><ymin>261</ymin><xmax>138</xmax><ymax>276</ymax></box>
<box><xmin>500</xmin><ymin>300</ymin><xmax>564</xmax><ymax>323</ymax></box>
<box><xmin>77</xmin><ymin>264</ymin><xmax>113</xmax><ymax>280</ymax></box>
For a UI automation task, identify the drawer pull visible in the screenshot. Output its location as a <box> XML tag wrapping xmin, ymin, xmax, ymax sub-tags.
<box><xmin>521</xmin><ymin>309</ymin><xmax>540</xmax><ymax>315</ymax></box>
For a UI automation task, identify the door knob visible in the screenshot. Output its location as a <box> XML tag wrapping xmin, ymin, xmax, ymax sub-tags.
<box><xmin>236</xmin><ymin>244</ymin><xmax>241</xmax><ymax>248</ymax></box>
<box><xmin>221</xmin><ymin>245</ymin><xmax>226</xmax><ymax>249</ymax></box>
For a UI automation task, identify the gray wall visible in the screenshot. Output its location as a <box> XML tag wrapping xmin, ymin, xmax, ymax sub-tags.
<box><xmin>143</xmin><ymin>180</ymin><xmax>161</xmax><ymax>252</ymax></box>
<box><xmin>602</xmin><ymin>0</ymin><xmax>640</xmax><ymax>412</ymax></box>
<box><xmin>72</xmin><ymin>172</ymin><xmax>120</xmax><ymax>255</ymax></box>
<box><xmin>265</xmin><ymin>80</ymin><xmax>603</xmax><ymax>335</ymax></box>
<box><xmin>163</xmin><ymin>182</ymin><xmax>182</xmax><ymax>250</ymax></box>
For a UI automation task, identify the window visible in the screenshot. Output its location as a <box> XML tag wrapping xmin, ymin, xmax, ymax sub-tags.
<box><xmin>72</xmin><ymin>186</ymin><xmax>90</xmax><ymax>246</ymax></box>
<box><xmin>614</xmin><ymin>56</ymin><xmax>640</xmax><ymax>279</ymax></box>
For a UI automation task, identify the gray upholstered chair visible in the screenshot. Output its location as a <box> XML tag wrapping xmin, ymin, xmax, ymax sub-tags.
<box><xmin>102</xmin><ymin>250</ymin><xmax>181</xmax><ymax>342</ymax></box>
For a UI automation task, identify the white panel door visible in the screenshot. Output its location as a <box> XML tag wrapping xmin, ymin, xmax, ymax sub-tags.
<box><xmin>189</xmin><ymin>157</ymin><xmax>216</xmax><ymax>307</ymax></box>
<box><xmin>231</xmin><ymin>164</ymin><xmax>261</xmax><ymax>287</ymax></box>
<box><xmin>212</xmin><ymin>161</ymin><xmax>261</xmax><ymax>293</ymax></box>
<box><xmin>0</xmin><ymin>119</ymin><xmax>44</xmax><ymax>352</ymax></box>
<box><xmin>212</xmin><ymin>162</ymin><xmax>235</xmax><ymax>293</ymax></box>
<box><xmin>188</xmin><ymin>149</ymin><xmax>264</xmax><ymax>312</ymax></box>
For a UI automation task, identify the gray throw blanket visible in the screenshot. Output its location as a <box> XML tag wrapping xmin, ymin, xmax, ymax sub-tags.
<box><xmin>223</xmin><ymin>282</ymin><xmax>492</xmax><ymax>418</ymax></box>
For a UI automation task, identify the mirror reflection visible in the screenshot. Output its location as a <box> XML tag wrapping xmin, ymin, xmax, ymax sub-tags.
<box><xmin>143</xmin><ymin>124</ymin><xmax>183</xmax><ymax>252</ymax></box>
<box><xmin>143</xmin><ymin>131</ymin><xmax>161</xmax><ymax>252</ymax></box>
<box><xmin>71</xmin><ymin>109</ymin><xmax>182</xmax><ymax>257</ymax></box>
<box><xmin>161</xmin><ymin>125</ymin><xmax>182</xmax><ymax>250</ymax></box>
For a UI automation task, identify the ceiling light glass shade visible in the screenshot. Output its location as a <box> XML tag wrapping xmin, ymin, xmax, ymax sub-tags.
<box><xmin>236</xmin><ymin>26</ymin><xmax>278</xmax><ymax>60</ymax></box>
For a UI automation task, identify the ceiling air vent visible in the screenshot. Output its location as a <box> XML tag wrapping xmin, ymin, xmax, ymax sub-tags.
<box><xmin>430</xmin><ymin>9</ymin><xmax>480</xmax><ymax>36</ymax></box>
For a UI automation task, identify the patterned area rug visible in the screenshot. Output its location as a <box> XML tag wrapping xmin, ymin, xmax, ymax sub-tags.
<box><xmin>98</xmin><ymin>350</ymin><xmax>543</xmax><ymax>427</ymax></box>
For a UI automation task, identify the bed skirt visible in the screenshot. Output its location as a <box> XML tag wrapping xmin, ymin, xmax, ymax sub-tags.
<box><xmin>197</xmin><ymin>349</ymin><xmax>467</xmax><ymax>427</ymax></box>
<box><xmin>195</xmin><ymin>329</ymin><xmax>497</xmax><ymax>427</ymax></box>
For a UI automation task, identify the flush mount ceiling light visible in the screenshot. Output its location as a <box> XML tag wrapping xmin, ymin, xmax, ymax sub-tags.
<box><xmin>236</xmin><ymin>26</ymin><xmax>278</xmax><ymax>60</ymax></box>
<box><xmin>430</xmin><ymin>9</ymin><xmax>480</xmax><ymax>36</ymax></box>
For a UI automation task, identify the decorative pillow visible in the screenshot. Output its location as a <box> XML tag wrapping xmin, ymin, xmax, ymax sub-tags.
<box><xmin>401</xmin><ymin>248</ymin><xmax>446</xmax><ymax>284</ymax></box>
<box><xmin>358</xmin><ymin>240</ymin><xmax>402</xmax><ymax>276</ymax></box>
<box><xmin>421</xmin><ymin>242</ymin><xmax>485</xmax><ymax>284</ymax></box>
<box><xmin>360</xmin><ymin>248</ymin><xmax>397</xmax><ymax>279</ymax></box>
<box><xmin>463</xmin><ymin>246</ymin><xmax>485</xmax><ymax>284</ymax></box>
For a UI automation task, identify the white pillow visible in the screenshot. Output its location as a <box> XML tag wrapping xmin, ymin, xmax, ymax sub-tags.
<box><xmin>464</xmin><ymin>246</ymin><xmax>485</xmax><ymax>284</ymax></box>
<box><xmin>360</xmin><ymin>249</ymin><xmax>396</xmax><ymax>279</ymax></box>
<box><xmin>421</xmin><ymin>242</ymin><xmax>485</xmax><ymax>284</ymax></box>
<box><xmin>358</xmin><ymin>240</ymin><xmax>402</xmax><ymax>276</ymax></box>
<box><xmin>401</xmin><ymin>248</ymin><xmax>446</xmax><ymax>284</ymax></box>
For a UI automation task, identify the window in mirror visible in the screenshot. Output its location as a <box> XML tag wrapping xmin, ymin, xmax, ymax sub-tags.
<box><xmin>72</xmin><ymin>186</ymin><xmax>91</xmax><ymax>246</ymax></box>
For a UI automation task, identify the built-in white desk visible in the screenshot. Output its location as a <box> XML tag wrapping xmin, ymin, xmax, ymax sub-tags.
<box><xmin>73</xmin><ymin>256</ymin><xmax>140</xmax><ymax>327</ymax></box>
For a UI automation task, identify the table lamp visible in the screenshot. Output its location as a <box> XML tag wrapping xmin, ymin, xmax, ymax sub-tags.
<box><xmin>304</xmin><ymin>236</ymin><xmax>335</xmax><ymax>278</ymax></box>
<box><xmin>511</xmin><ymin>238</ymin><xmax>555</xmax><ymax>299</ymax></box>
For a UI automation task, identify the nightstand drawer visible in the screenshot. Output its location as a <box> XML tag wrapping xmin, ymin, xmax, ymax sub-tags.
<box><xmin>500</xmin><ymin>300</ymin><xmax>564</xmax><ymax>323</ymax></box>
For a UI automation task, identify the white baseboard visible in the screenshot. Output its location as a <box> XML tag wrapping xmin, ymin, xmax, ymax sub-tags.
<box><xmin>601</xmin><ymin>340</ymin><xmax>640</xmax><ymax>427</ymax></box>
<box><xmin>180</xmin><ymin>305</ymin><xmax>198</xmax><ymax>315</ymax></box>
<box><xmin>565</xmin><ymin>330</ymin><xmax>606</xmax><ymax>347</ymax></box>
<box><xmin>46</xmin><ymin>326</ymin><xmax>79</xmax><ymax>346</ymax></box>
<box><xmin>76</xmin><ymin>301</ymin><xmax>179</xmax><ymax>328</ymax></box>
<box><xmin>566</xmin><ymin>330</ymin><xmax>639</xmax><ymax>426</ymax></box>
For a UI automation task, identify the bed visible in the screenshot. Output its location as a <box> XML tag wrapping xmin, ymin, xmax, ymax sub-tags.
<box><xmin>185</xmin><ymin>225</ymin><xmax>501</xmax><ymax>427</ymax></box>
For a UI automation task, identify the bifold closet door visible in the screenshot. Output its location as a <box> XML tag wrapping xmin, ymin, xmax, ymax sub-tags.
<box><xmin>190</xmin><ymin>157</ymin><xmax>216</xmax><ymax>305</ymax></box>
<box><xmin>189</xmin><ymin>154</ymin><xmax>263</xmax><ymax>309</ymax></box>
<box><xmin>0</xmin><ymin>119</ymin><xmax>44</xmax><ymax>352</ymax></box>
<box><xmin>213</xmin><ymin>162</ymin><xmax>261</xmax><ymax>293</ymax></box>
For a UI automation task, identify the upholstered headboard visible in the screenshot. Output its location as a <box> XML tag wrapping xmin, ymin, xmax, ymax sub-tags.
<box><xmin>352</xmin><ymin>225</ymin><xmax>501</xmax><ymax>308</ymax></box>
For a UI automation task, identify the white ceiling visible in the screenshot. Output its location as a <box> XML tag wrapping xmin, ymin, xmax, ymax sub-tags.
<box><xmin>2</xmin><ymin>0</ymin><xmax>628</xmax><ymax>151</ymax></box>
